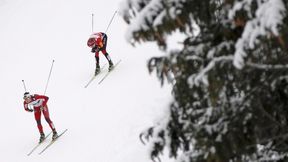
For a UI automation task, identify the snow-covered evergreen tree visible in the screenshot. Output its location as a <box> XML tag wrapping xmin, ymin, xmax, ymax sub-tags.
<box><xmin>120</xmin><ymin>0</ymin><xmax>288</xmax><ymax>161</ymax></box>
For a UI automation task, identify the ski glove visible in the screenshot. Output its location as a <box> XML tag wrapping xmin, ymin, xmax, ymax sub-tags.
<box><xmin>91</xmin><ymin>46</ymin><xmax>99</xmax><ymax>53</ymax></box>
<box><xmin>27</xmin><ymin>108</ymin><xmax>33</xmax><ymax>112</ymax></box>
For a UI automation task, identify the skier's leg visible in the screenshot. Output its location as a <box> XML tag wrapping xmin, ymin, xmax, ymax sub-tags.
<box><xmin>95</xmin><ymin>53</ymin><xmax>100</xmax><ymax>65</ymax></box>
<box><xmin>95</xmin><ymin>53</ymin><xmax>100</xmax><ymax>74</ymax></box>
<box><xmin>101</xmin><ymin>35</ymin><xmax>113</xmax><ymax>70</ymax></box>
<box><xmin>42</xmin><ymin>105</ymin><xmax>58</xmax><ymax>139</ymax></box>
<box><xmin>34</xmin><ymin>109</ymin><xmax>43</xmax><ymax>134</ymax></box>
<box><xmin>35</xmin><ymin>109</ymin><xmax>45</xmax><ymax>142</ymax></box>
<box><xmin>95</xmin><ymin>52</ymin><xmax>100</xmax><ymax>62</ymax></box>
<box><xmin>42</xmin><ymin>105</ymin><xmax>56</xmax><ymax>131</ymax></box>
<box><xmin>103</xmin><ymin>53</ymin><xmax>113</xmax><ymax>63</ymax></box>
<box><xmin>103</xmin><ymin>52</ymin><xmax>113</xmax><ymax>71</ymax></box>
<box><xmin>102</xmin><ymin>51</ymin><xmax>111</xmax><ymax>61</ymax></box>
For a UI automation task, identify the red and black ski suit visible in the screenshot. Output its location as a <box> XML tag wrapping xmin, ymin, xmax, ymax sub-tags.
<box><xmin>23</xmin><ymin>94</ymin><xmax>56</xmax><ymax>134</ymax></box>
<box><xmin>87</xmin><ymin>32</ymin><xmax>112</xmax><ymax>64</ymax></box>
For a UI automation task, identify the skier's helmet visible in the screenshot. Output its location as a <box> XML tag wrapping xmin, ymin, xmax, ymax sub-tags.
<box><xmin>87</xmin><ymin>37</ymin><xmax>96</xmax><ymax>48</ymax></box>
<box><xmin>23</xmin><ymin>92</ymin><xmax>31</xmax><ymax>99</ymax></box>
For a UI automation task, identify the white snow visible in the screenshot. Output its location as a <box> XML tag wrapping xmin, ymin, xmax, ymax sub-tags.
<box><xmin>191</xmin><ymin>56</ymin><xmax>234</xmax><ymax>86</ymax></box>
<box><xmin>0</xmin><ymin>0</ymin><xmax>174</xmax><ymax>162</ymax></box>
<box><xmin>119</xmin><ymin>0</ymin><xmax>188</xmax><ymax>46</ymax></box>
<box><xmin>231</xmin><ymin>0</ymin><xmax>286</xmax><ymax>69</ymax></box>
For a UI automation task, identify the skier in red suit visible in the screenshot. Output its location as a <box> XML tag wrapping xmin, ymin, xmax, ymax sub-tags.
<box><xmin>23</xmin><ymin>92</ymin><xmax>58</xmax><ymax>143</ymax></box>
<box><xmin>87</xmin><ymin>32</ymin><xmax>114</xmax><ymax>75</ymax></box>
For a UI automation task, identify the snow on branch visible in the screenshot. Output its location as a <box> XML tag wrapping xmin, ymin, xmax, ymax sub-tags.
<box><xmin>246</xmin><ymin>62</ymin><xmax>288</xmax><ymax>70</ymax></box>
<box><xmin>119</xmin><ymin>0</ymin><xmax>152</xmax><ymax>23</ymax></box>
<box><xmin>188</xmin><ymin>56</ymin><xmax>234</xmax><ymax>86</ymax></box>
<box><xmin>119</xmin><ymin>0</ymin><xmax>187</xmax><ymax>44</ymax></box>
<box><xmin>231</xmin><ymin>0</ymin><xmax>286</xmax><ymax>69</ymax></box>
<box><xmin>119</xmin><ymin>0</ymin><xmax>164</xmax><ymax>42</ymax></box>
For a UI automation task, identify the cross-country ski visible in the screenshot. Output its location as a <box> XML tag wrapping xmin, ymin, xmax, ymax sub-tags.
<box><xmin>84</xmin><ymin>64</ymin><xmax>107</xmax><ymax>88</ymax></box>
<box><xmin>38</xmin><ymin>129</ymin><xmax>68</xmax><ymax>155</ymax></box>
<box><xmin>98</xmin><ymin>59</ymin><xmax>122</xmax><ymax>84</ymax></box>
<box><xmin>27</xmin><ymin>132</ymin><xmax>52</xmax><ymax>156</ymax></box>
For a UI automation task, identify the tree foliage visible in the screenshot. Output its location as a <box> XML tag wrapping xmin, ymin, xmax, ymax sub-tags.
<box><xmin>120</xmin><ymin>0</ymin><xmax>288</xmax><ymax>161</ymax></box>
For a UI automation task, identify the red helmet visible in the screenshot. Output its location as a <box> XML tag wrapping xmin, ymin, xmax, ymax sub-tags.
<box><xmin>87</xmin><ymin>38</ymin><xmax>96</xmax><ymax>47</ymax></box>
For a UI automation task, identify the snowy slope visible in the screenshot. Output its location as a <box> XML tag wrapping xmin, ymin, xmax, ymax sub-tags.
<box><xmin>0</xmin><ymin>0</ymin><xmax>173</xmax><ymax>162</ymax></box>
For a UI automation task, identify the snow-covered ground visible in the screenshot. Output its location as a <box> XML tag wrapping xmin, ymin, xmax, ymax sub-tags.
<box><xmin>0</xmin><ymin>0</ymin><xmax>173</xmax><ymax>161</ymax></box>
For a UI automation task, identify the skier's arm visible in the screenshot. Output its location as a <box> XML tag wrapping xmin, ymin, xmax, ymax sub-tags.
<box><xmin>91</xmin><ymin>46</ymin><xmax>99</xmax><ymax>53</ymax></box>
<box><xmin>23</xmin><ymin>103</ymin><xmax>33</xmax><ymax>112</ymax></box>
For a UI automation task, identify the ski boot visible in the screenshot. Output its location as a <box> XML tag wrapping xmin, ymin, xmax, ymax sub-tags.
<box><xmin>39</xmin><ymin>133</ymin><xmax>45</xmax><ymax>143</ymax></box>
<box><xmin>108</xmin><ymin>61</ymin><xmax>114</xmax><ymax>72</ymax></box>
<box><xmin>52</xmin><ymin>131</ymin><xmax>58</xmax><ymax>140</ymax></box>
<box><xmin>95</xmin><ymin>64</ymin><xmax>100</xmax><ymax>75</ymax></box>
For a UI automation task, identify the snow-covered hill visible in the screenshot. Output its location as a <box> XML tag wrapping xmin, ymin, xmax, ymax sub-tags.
<box><xmin>0</xmin><ymin>0</ymin><xmax>173</xmax><ymax>162</ymax></box>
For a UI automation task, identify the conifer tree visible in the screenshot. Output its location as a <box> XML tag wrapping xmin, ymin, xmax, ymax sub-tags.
<box><xmin>120</xmin><ymin>0</ymin><xmax>288</xmax><ymax>161</ymax></box>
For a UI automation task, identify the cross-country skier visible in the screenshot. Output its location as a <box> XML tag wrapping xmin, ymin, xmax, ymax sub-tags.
<box><xmin>23</xmin><ymin>92</ymin><xmax>58</xmax><ymax>143</ymax></box>
<box><xmin>87</xmin><ymin>32</ymin><xmax>114</xmax><ymax>75</ymax></box>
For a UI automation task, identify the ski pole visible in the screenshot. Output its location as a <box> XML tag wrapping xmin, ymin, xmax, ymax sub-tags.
<box><xmin>92</xmin><ymin>13</ymin><xmax>94</xmax><ymax>33</ymax></box>
<box><xmin>104</xmin><ymin>10</ymin><xmax>117</xmax><ymax>33</ymax></box>
<box><xmin>44</xmin><ymin>60</ymin><xmax>55</xmax><ymax>95</ymax></box>
<box><xmin>22</xmin><ymin>80</ymin><xmax>27</xmax><ymax>92</ymax></box>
